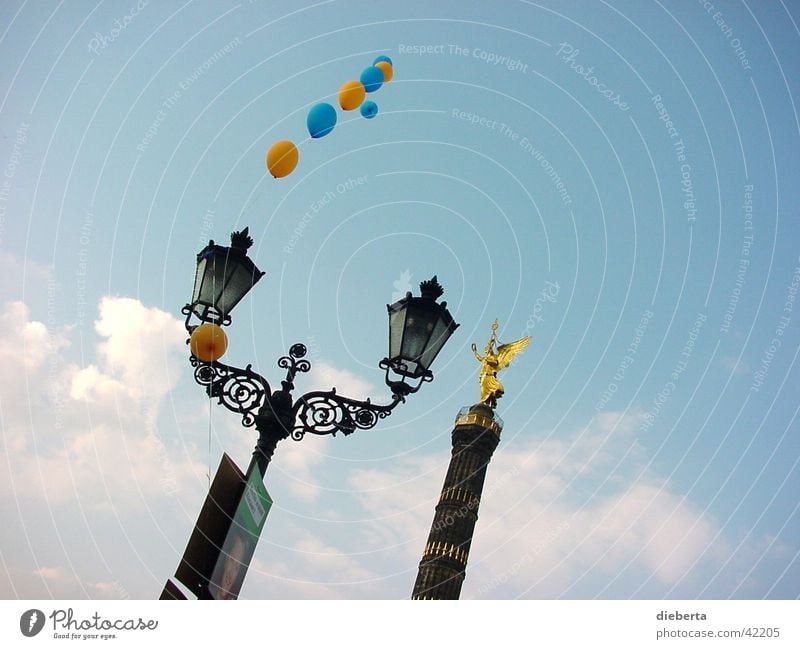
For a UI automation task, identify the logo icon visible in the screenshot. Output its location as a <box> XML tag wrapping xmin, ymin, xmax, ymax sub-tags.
<box><xmin>20</xmin><ymin>609</ymin><xmax>45</xmax><ymax>637</ymax></box>
<box><xmin>391</xmin><ymin>269</ymin><xmax>413</xmax><ymax>303</ymax></box>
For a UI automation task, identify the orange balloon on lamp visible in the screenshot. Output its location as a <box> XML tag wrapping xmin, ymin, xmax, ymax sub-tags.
<box><xmin>266</xmin><ymin>140</ymin><xmax>299</xmax><ymax>178</ymax></box>
<box><xmin>374</xmin><ymin>60</ymin><xmax>393</xmax><ymax>83</ymax></box>
<box><xmin>190</xmin><ymin>323</ymin><xmax>228</xmax><ymax>362</ymax></box>
<box><xmin>338</xmin><ymin>80</ymin><xmax>366</xmax><ymax>110</ymax></box>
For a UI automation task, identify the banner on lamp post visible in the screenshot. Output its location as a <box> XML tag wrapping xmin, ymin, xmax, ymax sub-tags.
<box><xmin>207</xmin><ymin>463</ymin><xmax>272</xmax><ymax>600</ymax></box>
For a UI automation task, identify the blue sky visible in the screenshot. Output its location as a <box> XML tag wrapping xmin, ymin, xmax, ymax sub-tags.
<box><xmin>1</xmin><ymin>0</ymin><xmax>799</xmax><ymax>599</ymax></box>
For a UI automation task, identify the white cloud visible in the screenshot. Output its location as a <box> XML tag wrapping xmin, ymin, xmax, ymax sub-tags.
<box><xmin>334</xmin><ymin>411</ymin><xmax>764</xmax><ymax>598</ymax></box>
<box><xmin>306</xmin><ymin>361</ymin><xmax>374</xmax><ymax>400</ymax></box>
<box><xmin>86</xmin><ymin>580</ymin><xmax>130</xmax><ymax>599</ymax></box>
<box><xmin>2</xmin><ymin>295</ymin><xmax>787</xmax><ymax>599</ymax></box>
<box><xmin>273</xmin><ymin>433</ymin><xmax>331</xmax><ymax>502</ymax></box>
<box><xmin>32</xmin><ymin>566</ymin><xmax>66</xmax><ymax>583</ymax></box>
<box><xmin>463</xmin><ymin>416</ymin><xmax>728</xmax><ymax>597</ymax></box>
<box><xmin>0</xmin><ymin>297</ymin><xmax>204</xmax><ymax>507</ymax></box>
<box><xmin>347</xmin><ymin>455</ymin><xmax>444</xmax><ymax>562</ymax></box>
<box><xmin>89</xmin><ymin>296</ymin><xmax>187</xmax><ymax>424</ymax></box>
<box><xmin>249</xmin><ymin>535</ymin><xmax>381</xmax><ymax>599</ymax></box>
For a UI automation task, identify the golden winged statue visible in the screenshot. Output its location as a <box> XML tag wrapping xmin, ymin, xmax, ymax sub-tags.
<box><xmin>471</xmin><ymin>320</ymin><xmax>531</xmax><ymax>409</ymax></box>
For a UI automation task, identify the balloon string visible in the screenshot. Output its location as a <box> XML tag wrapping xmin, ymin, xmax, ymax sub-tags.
<box><xmin>237</xmin><ymin>173</ymin><xmax>271</xmax><ymax>224</ymax></box>
<box><xmin>207</xmin><ymin>394</ymin><xmax>212</xmax><ymax>489</ymax></box>
<box><xmin>207</xmin><ymin>257</ymin><xmax>216</xmax><ymax>489</ymax></box>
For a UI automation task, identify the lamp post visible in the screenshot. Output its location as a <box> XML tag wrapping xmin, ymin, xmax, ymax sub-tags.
<box><xmin>183</xmin><ymin>227</ymin><xmax>458</xmax><ymax>478</ymax></box>
<box><xmin>161</xmin><ymin>228</ymin><xmax>458</xmax><ymax>599</ymax></box>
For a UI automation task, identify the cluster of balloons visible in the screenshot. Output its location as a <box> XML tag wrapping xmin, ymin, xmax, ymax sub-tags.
<box><xmin>265</xmin><ymin>55</ymin><xmax>394</xmax><ymax>178</ymax></box>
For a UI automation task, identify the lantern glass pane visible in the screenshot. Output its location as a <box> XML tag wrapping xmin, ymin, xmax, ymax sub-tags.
<box><xmin>401</xmin><ymin>305</ymin><xmax>435</xmax><ymax>364</ymax></box>
<box><xmin>388</xmin><ymin>305</ymin><xmax>407</xmax><ymax>360</ymax></box>
<box><xmin>221</xmin><ymin>260</ymin><xmax>257</xmax><ymax>315</ymax></box>
<box><xmin>192</xmin><ymin>256</ymin><xmax>208</xmax><ymax>304</ymax></box>
<box><xmin>420</xmin><ymin>314</ymin><xmax>451</xmax><ymax>371</ymax></box>
<box><xmin>200</xmin><ymin>254</ymin><xmax>229</xmax><ymax>307</ymax></box>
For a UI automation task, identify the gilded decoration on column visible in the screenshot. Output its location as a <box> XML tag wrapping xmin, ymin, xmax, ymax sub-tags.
<box><xmin>471</xmin><ymin>320</ymin><xmax>531</xmax><ymax>409</ymax></box>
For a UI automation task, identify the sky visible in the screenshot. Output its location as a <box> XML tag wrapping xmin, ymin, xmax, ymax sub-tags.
<box><xmin>1</xmin><ymin>0</ymin><xmax>799</xmax><ymax>600</ymax></box>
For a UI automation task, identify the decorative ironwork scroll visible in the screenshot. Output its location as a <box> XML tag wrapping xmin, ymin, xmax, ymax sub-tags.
<box><xmin>191</xmin><ymin>357</ymin><xmax>271</xmax><ymax>427</ymax></box>
<box><xmin>291</xmin><ymin>389</ymin><xmax>402</xmax><ymax>440</ymax></box>
<box><xmin>189</xmin><ymin>341</ymin><xmax>410</xmax><ymax>438</ymax></box>
<box><xmin>277</xmin><ymin>343</ymin><xmax>311</xmax><ymax>390</ymax></box>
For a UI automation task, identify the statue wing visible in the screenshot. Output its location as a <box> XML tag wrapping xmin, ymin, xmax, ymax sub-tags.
<box><xmin>495</xmin><ymin>336</ymin><xmax>531</xmax><ymax>370</ymax></box>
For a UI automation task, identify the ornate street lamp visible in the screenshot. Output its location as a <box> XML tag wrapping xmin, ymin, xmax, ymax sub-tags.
<box><xmin>165</xmin><ymin>226</ymin><xmax>460</xmax><ymax>601</ymax></box>
<box><xmin>187</xmin><ymin>227</ymin><xmax>265</xmax><ymax>325</ymax></box>
<box><xmin>182</xmin><ymin>227</ymin><xmax>459</xmax><ymax>476</ymax></box>
<box><xmin>383</xmin><ymin>276</ymin><xmax>459</xmax><ymax>394</ymax></box>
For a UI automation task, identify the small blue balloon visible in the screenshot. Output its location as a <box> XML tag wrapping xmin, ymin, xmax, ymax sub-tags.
<box><xmin>306</xmin><ymin>102</ymin><xmax>337</xmax><ymax>138</ymax></box>
<box><xmin>373</xmin><ymin>55</ymin><xmax>393</xmax><ymax>66</ymax></box>
<box><xmin>360</xmin><ymin>101</ymin><xmax>378</xmax><ymax>119</ymax></box>
<box><xmin>360</xmin><ymin>66</ymin><xmax>384</xmax><ymax>93</ymax></box>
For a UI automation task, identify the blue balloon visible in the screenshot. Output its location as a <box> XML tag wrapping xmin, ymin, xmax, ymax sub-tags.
<box><xmin>373</xmin><ymin>55</ymin><xmax>393</xmax><ymax>66</ymax></box>
<box><xmin>360</xmin><ymin>66</ymin><xmax>384</xmax><ymax>93</ymax></box>
<box><xmin>360</xmin><ymin>101</ymin><xmax>378</xmax><ymax>119</ymax></box>
<box><xmin>306</xmin><ymin>102</ymin><xmax>337</xmax><ymax>138</ymax></box>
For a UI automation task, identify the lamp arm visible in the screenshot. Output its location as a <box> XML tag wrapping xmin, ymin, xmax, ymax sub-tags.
<box><xmin>290</xmin><ymin>390</ymin><xmax>403</xmax><ymax>440</ymax></box>
<box><xmin>191</xmin><ymin>356</ymin><xmax>272</xmax><ymax>428</ymax></box>
<box><xmin>189</xmin><ymin>342</ymin><xmax>312</xmax><ymax>428</ymax></box>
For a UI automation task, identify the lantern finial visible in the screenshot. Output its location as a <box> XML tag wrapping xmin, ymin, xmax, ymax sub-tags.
<box><xmin>231</xmin><ymin>227</ymin><xmax>254</xmax><ymax>251</ymax></box>
<box><xmin>419</xmin><ymin>276</ymin><xmax>444</xmax><ymax>300</ymax></box>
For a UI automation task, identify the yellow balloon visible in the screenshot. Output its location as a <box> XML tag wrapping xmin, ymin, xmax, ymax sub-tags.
<box><xmin>266</xmin><ymin>140</ymin><xmax>299</xmax><ymax>178</ymax></box>
<box><xmin>190</xmin><ymin>323</ymin><xmax>228</xmax><ymax>362</ymax></box>
<box><xmin>339</xmin><ymin>80</ymin><xmax>366</xmax><ymax>110</ymax></box>
<box><xmin>375</xmin><ymin>61</ymin><xmax>393</xmax><ymax>83</ymax></box>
